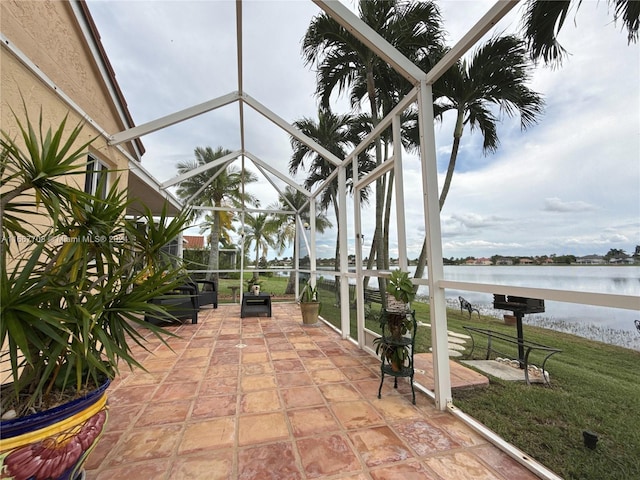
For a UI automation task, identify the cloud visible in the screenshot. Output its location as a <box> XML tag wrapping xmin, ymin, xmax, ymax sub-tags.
<box><xmin>85</xmin><ymin>0</ymin><xmax>639</xmax><ymax>260</ymax></box>
<box><xmin>542</xmin><ymin>197</ymin><xmax>596</xmax><ymax>213</ymax></box>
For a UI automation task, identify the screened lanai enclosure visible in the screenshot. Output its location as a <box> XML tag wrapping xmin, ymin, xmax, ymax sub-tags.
<box><xmin>105</xmin><ymin>0</ymin><xmax>638</xmax><ymax>396</ymax></box>
<box><xmin>94</xmin><ymin>1</ymin><xmax>637</xmax><ymax>478</ymax></box>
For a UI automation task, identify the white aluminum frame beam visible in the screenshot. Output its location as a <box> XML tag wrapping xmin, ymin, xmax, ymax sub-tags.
<box><xmin>0</xmin><ymin>33</ymin><xmax>182</xmax><ymax>212</ymax></box>
<box><xmin>236</xmin><ymin>1</ymin><xmax>246</xmax><ymax>152</ymax></box>
<box><xmin>109</xmin><ymin>92</ymin><xmax>240</xmax><ymax>146</ymax></box>
<box><xmin>244</xmin><ymin>151</ymin><xmax>311</xmax><ymax>196</ymax></box>
<box><xmin>417</xmin><ymin>79</ymin><xmax>451</xmax><ymax>410</ymax></box>
<box><xmin>243</xmin><ymin>93</ymin><xmax>343</xmax><ymax>167</ymax></box>
<box><xmin>70</xmin><ymin>2</ymin><xmax>143</xmax><ymax>159</ymax></box>
<box><xmin>350</xmin><ymin>87</ymin><xmax>418</xmax><ymax>161</ymax></box>
<box><xmin>161</xmin><ymin>150</ymin><xmax>242</xmax><ymax>189</ymax></box>
<box><xmin>338</xmin><ymin>164</ymin><xmax>350</xmax><ymax>338</ymax></box>
<box><xmin>184</xmin><ymin>161</ymin><xmax>231</xmax><ymax>205</ymax></box>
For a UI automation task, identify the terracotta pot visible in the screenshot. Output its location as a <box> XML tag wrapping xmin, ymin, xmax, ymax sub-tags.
<box><xmin>0</xmin><ymin>380</ymin><xmax>110</xmax><ymax>480</ymax></box>
<box><xmin>300</xmin><ymin>301</ymin><xmax>320</xmax><ymax>325</ymax></box>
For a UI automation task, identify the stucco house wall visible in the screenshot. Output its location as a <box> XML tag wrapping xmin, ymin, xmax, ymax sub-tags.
<box><xmin>1</xmin><ymin>0</ymin><xmax>138</xmax><ymax>189</ymax></box>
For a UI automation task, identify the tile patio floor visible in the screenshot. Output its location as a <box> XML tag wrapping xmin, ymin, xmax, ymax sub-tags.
<box><xmin>85</xmin><ymin>303</ymin><xmax>540</xmax><ymax>480</ymax></box>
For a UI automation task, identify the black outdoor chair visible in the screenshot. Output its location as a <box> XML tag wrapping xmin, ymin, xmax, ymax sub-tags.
<box><xmin>188</xmin><ymin>277</ymin><xmax>218</xmax><ymax>309</ymax></box>
<box><xmin>145</xmin><ymin>283</ymin><xmax>198</xmax><ymax>325</ymax></box>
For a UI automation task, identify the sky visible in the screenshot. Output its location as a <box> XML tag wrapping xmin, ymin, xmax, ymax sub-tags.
<box><xmin>86</xmin><ymin>0</ymin><xmax>640</xmax><ymax>260</ymax></box>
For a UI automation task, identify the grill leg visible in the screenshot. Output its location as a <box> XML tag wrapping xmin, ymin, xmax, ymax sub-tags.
<box><xmin>516</xmin><ymin>312</ymin><xmax>525</xmax><ymax>368</ymax></box>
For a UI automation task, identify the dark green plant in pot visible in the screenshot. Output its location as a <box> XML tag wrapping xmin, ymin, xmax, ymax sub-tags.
<box><xmin>0</xmin><ymin>107</ymin><xmax>190</xmax><ymax>418</ymax></box>
<box><xmin>372</xmin><ymin>337</ymin><xmax>410</xmax><ymax>372</ymax></box>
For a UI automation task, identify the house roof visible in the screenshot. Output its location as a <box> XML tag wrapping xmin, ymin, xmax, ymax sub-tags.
<box><xmin>183</xmin><ymin>235</ymin><xmax>205</xmax><ymax>249</ymax></box>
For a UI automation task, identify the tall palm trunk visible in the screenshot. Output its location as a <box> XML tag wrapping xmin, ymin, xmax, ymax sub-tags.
<box><xmin>366</xmin><ymin>69</ymin><xmax>387</xmax><ymax>303</ymax></box>
<box><xmin>413</xmin><ymin>109</ymin><xmax>464</xmax><ymax>283</ymax></box>
<box><xmin>286</xmin><ymin>234</ymin><xmax>297</xmax><ymax>294</ymax></box>
<box><xmin>206</xmin><ymin>210</ymin><xmax>221</xmax><ymax>283</ymax></box>
<box><xmin>439</xmin><ymin>109</ymin><xmax>464</xmax><ymax>209</ymax></box>
<box><xmin>383</xmin><ymin>169</ymin><xmax>394</xmax><ymax>269</ymax></box>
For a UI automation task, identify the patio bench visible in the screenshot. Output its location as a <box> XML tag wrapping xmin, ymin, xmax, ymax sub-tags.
<box><xmin>463</xmin><ymin>326</ymin><xmax>561</xmax><ymax>385</ymax></box>
<box><xmin>364</xmin><ymin>288</ymin><xmax>383</xmax><ymax>305</ymax></box>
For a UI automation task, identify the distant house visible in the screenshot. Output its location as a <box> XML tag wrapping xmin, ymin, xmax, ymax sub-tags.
<box><xmin>609</xmin><ymin>256</ymin><xmax>635</xmax><ymax>265</ymax></box>
<box><xmin>468</xmin><ymin>257</ymin><xmax>492</xmax><ymax>265</ymax></box>
<box><xmin>495</xmin><ymin>257</ymin><xmax>513</xmax><ymax>265</ymax></box>
<box><xmin>184</xmin><ymin>235</ymin><xmax>205</xmax><ymax>250</ymax></box>
<box><xmin>576</xmin><ymin>255</ymin><xmax>605</xmax><ymax>265</ymax></box>
<box><xmin>519</xmin><ymin>258</ymin><xmax>534</xmax><ymax>265</ymax></box>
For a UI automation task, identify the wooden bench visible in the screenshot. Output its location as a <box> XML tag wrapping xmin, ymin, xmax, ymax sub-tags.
<box><xmin>364</xmin><ymin>288</ymin><xmax>383</xmax><ymax>305</ymax></box>
<box><xmin>463</xmin><ymin>326</ymin><xmax>561</xmax><ymax>385</ymax></box>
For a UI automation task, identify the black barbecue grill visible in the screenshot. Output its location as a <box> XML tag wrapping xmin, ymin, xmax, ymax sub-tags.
<box><xmin>493</xmin><ymin>294</ymin><xmax>545</xmax><ymax>368</ymax></box>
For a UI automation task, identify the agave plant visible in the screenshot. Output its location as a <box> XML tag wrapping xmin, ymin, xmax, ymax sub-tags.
<box><xmin>0</xmin><ymin>107</ymin><xmax>190</xmax><ymax>417</ymax></box>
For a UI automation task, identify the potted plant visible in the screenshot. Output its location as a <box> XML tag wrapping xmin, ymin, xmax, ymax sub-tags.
<box><xmin>298</xmin><ymin>277</ymin><xmax>321</xmax><ymax>325</ymax></box>
<box><xmin>372</xmin><ymin>337</ymin><xmax>410</xmax><ymax>372</ymax></box>
<box><xmin>0</xmin><ymin>108</ymin><xmax>190</xmax><ymax>479</ymax></box>
<box><xmin>246</xmin><ymin>276</ymin><xmax>262</xmax><ymax>294</ymax></box>
<box><xmin>383</xmin><ymin>269</ymin><xmax>415</xmax><ymax>339</ymax></box>
<box><xmin>373</xmin><ymin>270</ymin><xmax>415</xmax><ymax>371</ymax></box>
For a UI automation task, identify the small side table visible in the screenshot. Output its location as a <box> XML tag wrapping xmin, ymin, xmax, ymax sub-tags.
<box><xmin>228</xmin><ymin>286</ymin><xmax>240</xmax><ymax>303</ymax></box>
<box><xmin>241</xmin><ymin>293</ymin><xmax>272</xmax><ymax>318</ymax></box>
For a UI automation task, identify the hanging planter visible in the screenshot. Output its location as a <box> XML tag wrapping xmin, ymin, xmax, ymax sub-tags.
<box><xmin>0</xmin><ymin>379</ymin><xmax>110</xmax><ymax>480</ymax></box>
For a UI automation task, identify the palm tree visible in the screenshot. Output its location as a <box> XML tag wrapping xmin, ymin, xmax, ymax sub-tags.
<box><xmin>302</xmin><ymin>0</ymin><xmax>445</xmax><ymax>274</ymax></box>
<box><xmin>520</xmin><ymin>0</ymin><xmax>639</xmax><ymax>66</ymax></box>
<box><xmin>243</xmin><ymin>212</ymin><xmax>279</xmax><ymax>282</ymax></box>
<box><xmin>176</xmin><ymin>146</ymin><xmax>258</xmax><ymax>282</ymax></box>
<box><xmin>289</xmin><ymin>109</ymin><xmax>372</xmax><ymax>270</ymax></box>
<box><xmin>411</xmin><ymin>35</ymin><xmax>544</xmax><ymax>282</ymax></box>
<box><xmin>269</xmin><ymin>186</ymin><xmax>332</xmax><ymax>294</ymax></box>
<box><xmin>195</xmin><ymin>210</ymin><xmax>236</xmax><ymax>269</ymax></box>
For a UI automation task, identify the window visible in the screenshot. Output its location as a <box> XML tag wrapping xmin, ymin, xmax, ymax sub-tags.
<box><xmin>84</xmin><ymin>155</ymin><xmax>108</xmax><ymax>199</ymax></box>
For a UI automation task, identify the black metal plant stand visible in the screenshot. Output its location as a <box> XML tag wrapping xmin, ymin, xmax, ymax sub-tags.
<box><xmin>377</xmin><ymin>310</ymin><xmax>417</xmax><ymax>404</ymax></box>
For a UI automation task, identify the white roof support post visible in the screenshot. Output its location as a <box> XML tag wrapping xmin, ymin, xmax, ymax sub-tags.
<box><xmin>295</xmin><ymin>215</ymin><xmax>303</xmax><ymax>300</ymax></box>
<box><xmin>352</xmin><ymin>154</ymin><xmax>365</xmax><ymax>348</ymax></box>
<box><xmin>309</xmin><ymin>199</ymin><xmax>317</xmax><ymax>283</ymax></box>
<box><xmin>338</xmin><ymin>164</ymin><xmax>350</xmax><ymax>339</ymax></box>
<box><xmin>417</xmin><ymin>79</ymin><xmax>451</xmax><ymax>410</ymax></box>
<box><xmin>392</xmin><ymin>114</ymin><xmax>408</xmax><ymax>271</ymax></box>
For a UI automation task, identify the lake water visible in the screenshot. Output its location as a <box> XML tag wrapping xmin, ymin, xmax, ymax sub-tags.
<box><xmin>358</xmin><ymin>265</ymin><xmax>640</xmax><ymax>349</ymax></box>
